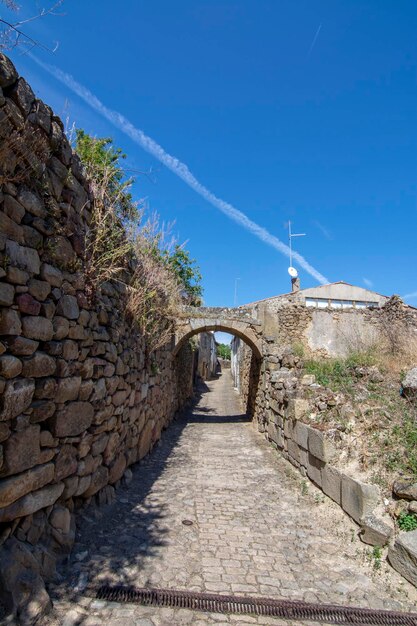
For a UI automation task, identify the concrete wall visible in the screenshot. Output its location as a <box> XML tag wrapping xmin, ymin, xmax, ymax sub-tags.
<box><xmin>0</xmin><ymin>54</ymin><xmax>194</xmax><ymax>620</ymax></box>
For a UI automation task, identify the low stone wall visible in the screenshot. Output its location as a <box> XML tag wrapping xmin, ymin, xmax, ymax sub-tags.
<box><xmin>0</xmin><ymin>54</ymin><xmax>194</xmax><ymax>621</ymax></box>
<box><xmin>234</xmin><ymin>340</ymin><xmax>417</xmax><ymax>587</ymax></box>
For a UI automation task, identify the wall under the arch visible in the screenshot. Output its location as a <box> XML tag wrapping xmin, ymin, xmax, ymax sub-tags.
<box><xmin>0</xmin><ymin>54</ymin><xmax>194</xmax><ymax>621</ymax></box>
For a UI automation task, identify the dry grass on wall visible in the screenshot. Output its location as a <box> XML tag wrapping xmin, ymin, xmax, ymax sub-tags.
<box><xmin>126</xmin><ymin>244</ymin><xmax>182</xmax><ymax>354</ymax></box>
<box><xmin>83</xmin><ymin>168</ymin><xmax>134</xmax><ymax>300</ymax></box>
<box><xmin>83</xmin><ymin>168</ymin><xmax>182</xmax><ymax>354</ymax></box>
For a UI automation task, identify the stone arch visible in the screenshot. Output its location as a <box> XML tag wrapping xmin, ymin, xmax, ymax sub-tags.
<box><xmin>173</xmin><ymin>321</ymin><xmax>262</xmax><ymax>359</ymax></box>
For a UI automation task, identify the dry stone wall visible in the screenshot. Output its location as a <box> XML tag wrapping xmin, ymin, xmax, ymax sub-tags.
<box><xmin>0</xmin><ymin>54</ymin><xmax>193</xmax><ymax>621</ymax></box>
<box><xmin>235</xmin><ymin>337</ymin><xmax>417</xmax><ymax>587</ymax></box>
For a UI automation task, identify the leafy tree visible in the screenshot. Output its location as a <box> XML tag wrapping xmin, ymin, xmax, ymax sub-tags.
<box><xmin>217</xmin><ymin>343</ymin><xmax>231</xmax><ymax>360</ymax></box>
<box><xmin>164</xmin><ymin>245</ymin><xmax>203</xmax><ymax>306</ymax></box>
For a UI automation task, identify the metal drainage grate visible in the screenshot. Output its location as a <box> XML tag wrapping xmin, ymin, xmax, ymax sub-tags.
<box><xmin>95</xmin><ymin>584</ymin><xmax>417</xmax><ymax>625</ymax></box>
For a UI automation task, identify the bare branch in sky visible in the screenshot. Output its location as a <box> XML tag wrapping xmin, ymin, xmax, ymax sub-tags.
<box><xmin>0</xmin><ymin>1</ymin><xmax>64</xmax><ymax>52</ymax></box>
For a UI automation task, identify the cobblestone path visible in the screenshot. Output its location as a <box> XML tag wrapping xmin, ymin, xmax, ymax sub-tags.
<box><xmin>47</xmin><ymin>371</ymin><xmax>417</xmax><ymax>626</ymax></box>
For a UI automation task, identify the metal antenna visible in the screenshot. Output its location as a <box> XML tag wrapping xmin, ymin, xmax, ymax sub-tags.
<box><xmin>234</xmin><ymin>278</ymin><xmax>240</xmax><ymax>307</ymax></box>
<box><xmin>288</xmin><ymin>221</ymin><xmax>306</xmax><ymax>268</ymax></box>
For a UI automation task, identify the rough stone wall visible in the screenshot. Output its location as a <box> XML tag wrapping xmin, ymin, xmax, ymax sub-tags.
<box><xmin>0</xmin><ymin>54</ymin><xmax>193</xmax><ymax>620</ymax></box>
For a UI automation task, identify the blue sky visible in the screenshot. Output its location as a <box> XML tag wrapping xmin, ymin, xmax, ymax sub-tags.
<box><xmin>4</xmin><ymin>0</ymin><xmax>417</xmax><ymax>313</ymax></box>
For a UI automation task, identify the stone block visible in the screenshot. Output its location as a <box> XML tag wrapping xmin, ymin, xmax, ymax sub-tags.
<box><xmin>5</xmin><ymin>335</ymin><xmax>38</xmax><ymax>356</ymax></box>
<box><xmin>40</xmin><ymin>430</ymin><xmax>57</xmax><ymax>447</ymax></box>
<box><xmin>21</xmin><ymin>352</ymin><xmax>56</xmax><ymax>377</ymax></box>
<box><xmin>393</xmin><ymin>479</ymin><xmax>417</xmax><ymax>501</ymax></box>
<box><xmin>9</xmin><ymin>77</ymin><xmax>35</xmax><ymax>116</ymax></box>
<box><xmin>360</xmin><ymin>514</ymin><xmax>393</xmax><ymax>547</ymax></box>
<box><xmin>49</xmin><ymin>505</ymin><xmax>71</xmax><ymax>535</ymax></box>
<box><xmin>22</xmin><ymin>316</ymin><xmax>53</xmax><ymax>341</ymax></box>
<box><xmin>82</xmin><ymin>466</ymin><xmax>109</xmax><ymax>498</ymax></box>
<box><xmin>91</xmin><ymin>433</ymin><xmax>109</xmax><ymax>457</ymax></box>
<box><xmin>30</xmin><ymin>400</ymin><xmax>56</xmax><ymax>423</ymax></box>
<box><xmin>49</xmin><ymin>401</ymin><xmax>94</xmax><ymax>437</ymax></box>
<box><xmin>103</xmin><ymin>432</ymin><xmax>119</xmax><ymax>464</ymax></box>
<box><xmin>75</xmin><ymin>474</ymin><xmax>92</xmax><ymax>496</ymax></box>
<box><xmin>16</xmin><ymin>188</ymin><xmax>46</xmax><ymax>218</ymax></box>
<box><xmin>0</xmin><ymin>355</ymin><xmax>22</xmax><ymax>379</ymax></box>
<box><xmin>0</xmin><ymin>309</ymin><xmax>21</xmax><ymax>335</ymax></box>
<box><xmin>286</xmin><ymin>398</ymin><xmax>310</xmax><ymax>420</ymax></box>
<box><xmin>34</xmin><ymin>377</ymin><xmax>58</xmax><ymax>400</ymax></box>
<box><xmin>0</xmin><ymin>423</ymin><xmax>10</xmax><ymax>443</ymax></box>
<box><xmin>28</xmin><ymin>279</ymin><xmax>51</xmax><ymax>301</ymax></box>
<box><xmin>53</xmin><ymin>316</ymin><xmax>69</xmax><ymax>340</ymax></box>
<box><xmin>56</xmin><ymin>295</ymin><xmax>79</xmax><ymax>320</ymax></box>
<box><xmin>1</xmin><ymin>424</ymin><xmax>40</xmax><ymax>475</ymax></box>
<box><xmin>141</xmin><ymin>383</ymin><xmax>149</xmax><ymax>400</ymax></box>
<box><xmin>0</xmin><ymin>378</ymin><xmax>35</xmax><ymax>421</ymax></box>
<box><xmin>40</xmin><ymin>263</ymin><xmax>63</xmax><ymax>287</ymax></box>
<box><xmin>62</xmin><ymin>340</ymin><xmax>79</xmax><ymax>360</ymax></box>
<box><xmin>0</xmin><ymin>53</ymin><xmax>18</xmax><ymax>87</ymax></box>
<box><xmin>0</xmin><ymin>462</ymin><xmax>54</xmax><ymax>507</ymax></box>
<box><xmin>287</xmin><ymin>439</ymin><xmax>300</xmax><ymax>464</ymax></box>
<box><xmin>294</xmin><ymin>421</ymin><xmax>309</xmax><ymax>450</ymax></box>
<box><xmin>269</xmin><ymin>399</ymin><xmax>282</xmax><ymax>414</ymax></box>
<box><xmin>308</xmin><ymin>427</ymin><xmax>336</xmax><ymax>462</ymax></box>
<box><xmin>0</xmin><ymin>213</ymin><xmax>24</xmax><ymax>244</ymax></box>
<box><xmin>62</xmin><ymin>476</ymin><xmax>79</xmax><ymax>499</ymax></box>
<box><xmin>16</xmin><ymin>293</ymin><xmax>41</xmax><ymax>316</ymax></box>
<box><xmin>283</xmin><ymin>417</ymin><xmax>295</xmax><ymax>439</ymax></box>
<box><xmin>341</xmin><ymin>475</ymin><xmax>380</xmax><ymax>523</ymax></box>
<box><xmin>54</xmin><ymin>377</ymin><xmax>82</xmax><ymax>403</ymax></box>
<box><xmin>299</xmin><ymin>447</ymin><xmax>308</xmax><ymax>469</ymax></box>
<box><xmin>55</xmin><ymin>445</ymin><xmax>78</xmax><ymax>481</ymax></box>
<box><xmin>321</xmin><ymin>464</ymin><xmax>342</xmax><ymax>505</ymax></box>
<box><xmin>108</xmin><ymin>453</ymin><xmax>127</xmax><ymax>484</ymax></box>
<box><xmin>388</xmin><ymin>531</ymin><xmax>417</xmax><ymax>587</ymax></box>
<box><xmin>306</xmin><ymin>452</ymin><xmax>324</xmax><ymax>487</ymax></box>
<box><xmin>267</xmin><ymin>422</ymin><xmax>283</xmax><ymax>448</ymax></box>
<box><xmin>0</xmin><ymin>482</ymin><xmax>64</xmax><ymax>522</ymax></box>
<box><xmin>5</xmin><ymin>240</ymin><xmax>40</xmax><ymax>274</ymax></box>
<box><xmin>301</xmin><ymin>374</ymin><xmax>315</xmax><ymax>386</ymax></box>
<box><xmin>0</xmin><ymin>282</ymin><xmax>14</xmax><ymax>306</ymax></box>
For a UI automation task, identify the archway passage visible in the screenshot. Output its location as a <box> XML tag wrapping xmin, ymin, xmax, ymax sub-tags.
<box><xmin>173</xmin><ymin>323</ymin><xmax>262</xmax><ymax>360</ymax></box>
<box><xmin>174</xmin><ymin>323</ymin><xmax>261</xmax><ymax>421</ymax></box>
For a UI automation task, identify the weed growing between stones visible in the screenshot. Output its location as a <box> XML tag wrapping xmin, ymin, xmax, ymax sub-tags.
<box><xmin>369</xmin><ymin>546</ymin><xmax>382</xmax><ymax>570</ymax></box>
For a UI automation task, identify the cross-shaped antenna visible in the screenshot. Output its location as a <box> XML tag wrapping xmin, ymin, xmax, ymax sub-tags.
<box><xmin>288</xmin><ymin>221</ymin><xmax>306</xmax><ymax>269</ymax></box>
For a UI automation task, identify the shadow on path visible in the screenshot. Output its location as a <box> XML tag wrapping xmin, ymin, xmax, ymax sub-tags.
<box><xmin>49</xmin><ymin>374</ymin><xmax>246</xmax><ymax>609</ymax></box>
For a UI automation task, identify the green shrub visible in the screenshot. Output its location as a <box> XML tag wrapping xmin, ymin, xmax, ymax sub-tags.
<box><xmin>398</xmin><ymin>512</ymin><xmax>417</xmax><ymax>532</ymax></box>
<box><xmin>303</xmin><ymin>359</ymin><xmax>354</xmax><ymax>391</ymax></box>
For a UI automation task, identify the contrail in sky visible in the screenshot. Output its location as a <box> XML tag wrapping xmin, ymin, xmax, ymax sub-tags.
<box><xmin>308</xmin><ymin>23</ymin><xmax>322</xmax><ymax>57</ymax></box>
<box><xmin>30</xmin><ymin>54</ymin><xmax>328</xmax><ymax>284</ymax></box>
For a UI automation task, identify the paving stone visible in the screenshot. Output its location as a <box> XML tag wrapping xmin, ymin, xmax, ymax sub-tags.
<box><xmin>44</xmin><ymin>372</ymin><xmax>417</xmax><ymax>626</ymax></box>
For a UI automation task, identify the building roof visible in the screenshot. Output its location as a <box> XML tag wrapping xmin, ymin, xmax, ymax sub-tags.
<box><xmin>242</xmin><ymin>281</ymin><xmax>389</xmax><ymax>307</ymax></box>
